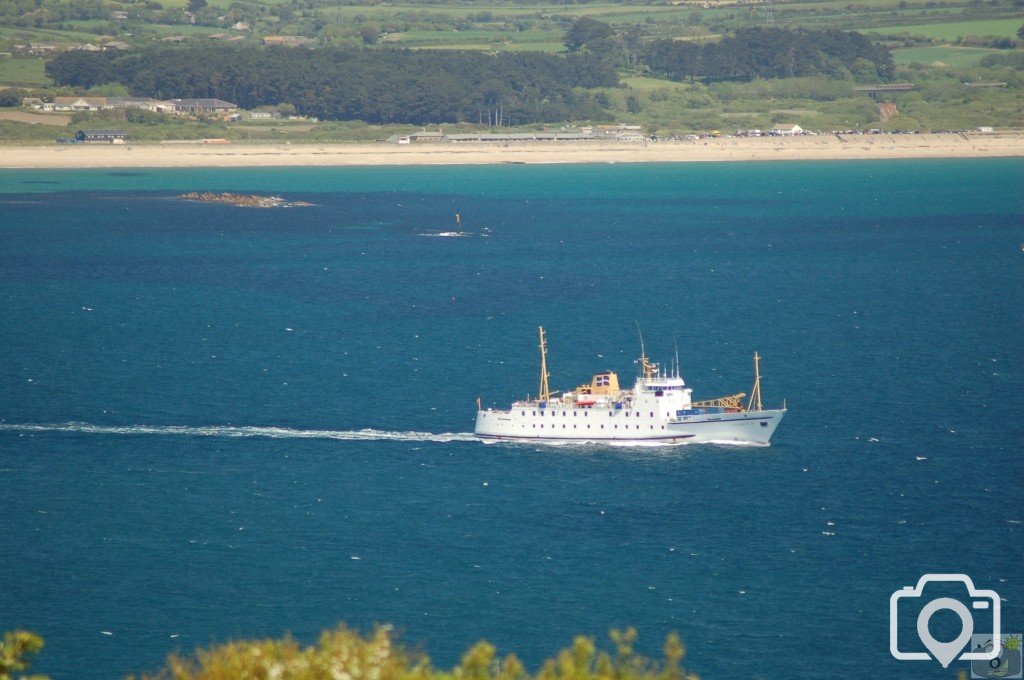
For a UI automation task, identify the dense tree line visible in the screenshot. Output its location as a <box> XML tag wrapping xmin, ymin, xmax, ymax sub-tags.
<box><xmin>45</xmin><ymin>45</ymin><xmax>619</xmax><ymax>125</ymax></box>
<box><xmin>642</xmin><ymin>28</ymin><xmax>894</xmax><ymax>82</ymax></box>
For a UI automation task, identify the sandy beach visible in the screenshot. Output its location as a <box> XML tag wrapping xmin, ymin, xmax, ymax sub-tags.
<box><xmin>2</xmin><ymin>132</ymin><xmax>1023</xmax><ymax>169</ymax></box>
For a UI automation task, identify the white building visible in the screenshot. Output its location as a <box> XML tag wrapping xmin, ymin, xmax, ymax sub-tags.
<box><xmin>771</xmin><ymin>124</ymin><xmax>804</xmax><ymax>136</ymax></box>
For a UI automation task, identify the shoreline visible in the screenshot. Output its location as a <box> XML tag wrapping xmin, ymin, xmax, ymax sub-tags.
<box><xmin>2</xmin><ymin>133</ymin><xmax>1023</xmax><ymax>169</ymax></box>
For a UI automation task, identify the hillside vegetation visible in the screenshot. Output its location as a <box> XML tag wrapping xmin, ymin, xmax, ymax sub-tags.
<box><xmin>0</xmin><ymin>0</ymin><xmax>1020</xmax><ymax>52</ymax></box>
<box><xmin>0</xmin><ymin>0</ymin><xmax>1022</xmax><ymax>138</ymax></box>
<box><xmin>42</xmin><ymin>27</ymin><xmax>898</xmax><ymax>127</ymax></box>
<box><xmin>45</xmin><ymin>46</ymin><xmax>617</xmax><ymax>125</ymax></box>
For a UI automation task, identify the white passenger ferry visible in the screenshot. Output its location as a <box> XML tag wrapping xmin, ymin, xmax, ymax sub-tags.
<box><xmin>475</xmin><ymin>327</ymin><xmax>786</xmax><ymax>445</ymax></box>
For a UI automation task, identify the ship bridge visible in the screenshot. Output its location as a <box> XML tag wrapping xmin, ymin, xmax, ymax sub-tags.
<box><xmin>636</xmin><ymin>353</ymin><xmax>689</xmax><ymax>390</ymax></box>
<box><xmin>641</xmin><ymin>378</ymin><xmax>687</xmax><ymax>391</ymax></box>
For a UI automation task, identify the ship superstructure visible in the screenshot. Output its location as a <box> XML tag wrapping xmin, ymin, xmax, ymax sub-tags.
<box><xmin>475</xmin><ymin>327</ymin><xmax>786</xmax><ymax>445</ymax></box>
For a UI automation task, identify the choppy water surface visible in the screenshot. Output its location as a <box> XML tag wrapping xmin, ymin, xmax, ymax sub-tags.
<box><xmin>1</xmin><ymin>160</ymin><xmax>1022</xmax><ymax>679</ymax></box>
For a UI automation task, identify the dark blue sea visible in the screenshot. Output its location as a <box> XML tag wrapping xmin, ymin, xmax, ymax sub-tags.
<box><xmin>1</xmin><ymin>160</ymin><xmax>1022</xmax><ymax>679</ymax></box>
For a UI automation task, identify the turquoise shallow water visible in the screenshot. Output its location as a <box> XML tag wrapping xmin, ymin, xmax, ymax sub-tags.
<box><xmin>1</xmin><ymin>160</ymin><xmax>1022</xmax><ymax>678</ymax></box>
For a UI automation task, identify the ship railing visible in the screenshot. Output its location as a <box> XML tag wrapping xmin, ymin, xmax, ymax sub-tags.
<box><xmin>510</xmin><ymin>396</ymin><xmax>621</xmax><ymax>410</ymax></box>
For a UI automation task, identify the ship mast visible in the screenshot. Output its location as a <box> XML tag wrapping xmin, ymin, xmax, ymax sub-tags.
<box><xmin>747</xmin><ymin>352</ymin><xmax>763</xmax><ymax>412</ymax></box>
<box><xmin>637</xmin><ymin>322</ymin><xmax>646</xmax><ymax>369</ymax></box>
<box><xmin>538</xmin><ymin>326</ymin><xmax>550</xmax><ymax>402</ymax></box>
<box><xmin>636</xmin><ymin>323</ymin><xmax>656</xmax><ymax>380</ymax></box>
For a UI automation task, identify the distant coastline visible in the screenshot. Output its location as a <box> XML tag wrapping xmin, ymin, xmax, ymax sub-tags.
<box><xmin>2</xmin><ymin>133</ymin><xmax>1022</xmax><ymax>169</ymax></box>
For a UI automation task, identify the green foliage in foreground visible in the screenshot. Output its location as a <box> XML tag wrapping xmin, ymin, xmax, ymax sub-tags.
<box><xmin>0</xmin><ymin>627</ymin><xmax>696</xmax><ymax>680</ymax></box>
<box><xmin>0</xmin><ymin>630</ymin><xmax>46</xmax><ymax>680</ymax></box>
<box><xmin>139</xmin><ymin>625</ymin><xmax>696</xmax><ymax>680</ymax></box>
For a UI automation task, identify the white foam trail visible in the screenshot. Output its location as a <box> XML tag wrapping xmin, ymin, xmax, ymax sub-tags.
<box><xmin>0</xmin><ymin>422</ymin><xmax>479</xmax><ymax>443</ymax></box>
<box><xmin>0</xmin><ymin>423</ymin><xmax>768</xmax><ymax>449</ymax></box>
<box><xmin>704</xmin><ymin>439</ymin><xmax>771</xmax><ymax>448</ymax></box>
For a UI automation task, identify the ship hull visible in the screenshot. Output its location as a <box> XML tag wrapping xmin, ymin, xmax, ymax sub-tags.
<box><xmin>475</xmin><ymin>408</ymin><xmax>784</xmax><ymax>445</ymax></box>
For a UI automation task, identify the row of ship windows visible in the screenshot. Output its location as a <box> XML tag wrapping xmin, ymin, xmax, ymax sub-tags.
<box><xmin>526</xmin><ymin>424</ymin><xmax>666</xmax><ymax>430</ymax></box>
<box><xmin>525</xmin><ymin>411</ymin><xmax>658</xmax><ymax>418</ymax></box>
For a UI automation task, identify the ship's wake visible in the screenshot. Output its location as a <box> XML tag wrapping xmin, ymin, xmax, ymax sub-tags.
<box><xmin>0</xmin><ymin>422</ymin><xmax>478</xmax><ymax>443</ymax></box>
<box><xmin>1</xmin><ymin>423</ymin><xmax>769</xmax><ymax>448</ymax></box>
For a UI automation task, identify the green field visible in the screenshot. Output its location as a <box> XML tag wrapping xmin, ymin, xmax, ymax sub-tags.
<box><xmin>417</xmin><ymin>41</ymin><xmax>567</xmax><ymax>52</ymax></box>
<box><xmin>322</xmin><ymin>5</ymin><xmax>527</xmax><ymax>20</ymax></box>
<box><xmin>783</xmin><ymin>0</ymin><xmax>964</xmax><ymax>10</ymax></box>
<box><xmin>869</xmin><ymin>18</ymin><xmax>1024</xmax><ymax>40</ymax></box>
<box><xmin>619</xmin><ymin>75</ymin><xmax>690</xmax><ymax>92</ymax></box>
<box><xmin>383</xmin><ymin>28</ymin><xmax>563</xmax><ymax>50</ymax></box>
<box><xmin>60</xmin><ymin>20</ymin><xmax>227</xmax><ymax>38</ymax></box>
<box><xmin>156</xmin><ymin>0</ymin><xmax>292</xmax><ymax>8</ymax></box>
<box><xmin>143</xmin><ymin>24</ymin><xmax>248</xmax><ymax>36</ymax></box>
<box><xmin>0</xmin><ymin>57</ymin><xmax>49</xmax><ymax>87</ymax></box>
<box><xmin>0</xmin><ymin>25</ymin><xmax>108</xmax><ymax>44</ymax></box>
<box><xmin>891</xmin><ymin>45</ymin><xmax>1003</xmax><ymax>66</ymax></box>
